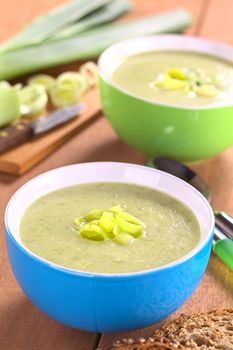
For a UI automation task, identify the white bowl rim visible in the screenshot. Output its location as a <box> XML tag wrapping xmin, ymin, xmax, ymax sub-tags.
<box><xmin>98</xmin><ymin>34</ymin><xmax>233</xmax><ymax>110</ymax></box>
<box><xmin>5</xmin><ymin>162</ymin><xmax>215</xmax><ymax>278</ymax></box>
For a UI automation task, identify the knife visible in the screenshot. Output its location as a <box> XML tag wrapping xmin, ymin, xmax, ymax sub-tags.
<box><xmin>0</xmin><ymin>103</ymin><xmax>85</xmax><ymax>154</ymax></box>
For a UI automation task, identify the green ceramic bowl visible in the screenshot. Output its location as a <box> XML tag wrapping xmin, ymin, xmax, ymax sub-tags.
<box><xmin>98</xmin><ymin>35</ymin><xmax>233</xmax><ymax>162</ymax></box>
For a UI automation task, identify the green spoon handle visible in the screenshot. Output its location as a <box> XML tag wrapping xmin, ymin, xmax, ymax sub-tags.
<box><xmin>213</xmin><ymin>238</ymin><xmax>233</xmax><ymax>271</ymax></box>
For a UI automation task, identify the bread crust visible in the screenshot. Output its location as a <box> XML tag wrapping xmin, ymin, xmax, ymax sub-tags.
<box><xmin>99</xmin><ymin>309</ymin><xmax>233</xmax><ymax>350</ymax></box>
<box><xmin>97</xmin><ymin>339</ymin><xmax>182</xmax><ymax>350</ymax></box>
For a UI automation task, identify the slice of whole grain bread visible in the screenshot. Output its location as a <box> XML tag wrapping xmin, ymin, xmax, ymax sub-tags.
<box><xmin>153</xmin><ymin>309</ymin><xmax>233</xmax><ymax>349</ymax></box>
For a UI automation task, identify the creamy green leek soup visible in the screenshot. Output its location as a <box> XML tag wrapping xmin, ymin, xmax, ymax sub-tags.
<box><xmin>20</xmin><ymin>183</ymin><xmax>201</xmax><ymax>274</ymax></box>
<box><xmin>111</xmin><ymin>51</ymin><xmax>233</xmax><ymax>106</ymax></box>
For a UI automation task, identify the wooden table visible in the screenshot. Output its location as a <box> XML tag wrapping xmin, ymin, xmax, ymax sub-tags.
<box><xmin>1</xmin><ymin>1</ymin><xmax>233</xmax><ymax>349</ymax></box>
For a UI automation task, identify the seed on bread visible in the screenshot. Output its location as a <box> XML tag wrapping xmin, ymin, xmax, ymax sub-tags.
<box><xmin>96</xmin><ymin>339</ymin><xmax>184</xmax><ymax>350</ymax></box>
<box><xmin>96</xmin><ymin>336</ymin><xmax>186</xmax><ymax>349</ymax></box>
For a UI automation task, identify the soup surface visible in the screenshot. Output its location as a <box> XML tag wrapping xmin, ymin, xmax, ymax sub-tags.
<box><xmin>20</xmin><ymin>183</ymin><xmax>201</xmax><ymax>274</ymax></box>
<box><xmin>111</xmin><ymin>51</ymin><xmax>233</xmax><ymax>106</ymax></box>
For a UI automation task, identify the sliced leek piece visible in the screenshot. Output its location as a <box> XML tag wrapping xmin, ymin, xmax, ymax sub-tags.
<box><xmin>115</xmin><ymin>213</ymin><xmax>143</xmax><ymax>238</ymax></box>
<box><xmin>57</xmin><ymin>71</ymin><xmax>88</xmax><ymax>94</ymax></box>
<box><xmin>167</xmin><ymin>67</ymin><xmax>187</xmax><ymax>81</ymax></box>
<box><xmin>79</xmin><ymin>223</ymin><xmax>107</xmax><ymax>241</ymax></box>
<box><xmin>0</xmin><ymin>81</ymin><xmax>11</xmax><ymax>88</ymax></box>
<box><xmin>84</xmin><ymin>209</ymin><xmax>103</xmax><ymax>222</ymax></box>
<box><xmin>0</xmin><ymin>82</ymin><xmax>20</xmax><ymax>127</ymax></box>
<box><xmin>49</xmin><ymin>71</ymin><xmax>88</xmax><ymax>108</ymax></box>
<box><xmin>117</xmin><ymin>211</ymin><xmax>142</xmax><ymax>225</ymax></box>
<box><xmin>49</xmin><ymin>81</ymin><xmax>80</xmax><ymax>108</ymax></box>
<box><xmin>155</xmin><ymin>75</ymin><xmax>188</xmax><ymax>90</ymax></box>
<box><xmin>79</xmin><ymin>62</ymin><xmax>99</xmax><ymax>86</ymax></box>
<box><xmin>28</xmin><ymin>74</ymin><xmax>56</xmax><ymax>91</ymax></box>
<box><xmin>74</xmin><ymin>217</ymin><xmax>86</xmax><ymax>228</ymax></box>
<box><xmin>113</xmin><ymin>222</ymin><xmax>122</xmax><ymax>236</ymax></box>
<box><xmin>114</xmin><ymin>232</ymin><xmax>135</xmax><ymax>245</ymax></box>
<box><xmin>99</xmin><ymin>212</ymin><xmax>115</xmax><ymax>233</ymax></box>
<box><xmin>195</xmin><ymin>84</ymin><xmax>220</xmax><ymax>97</ymax></box>
<box><xmin>19</xmin><ymin>84</ymin><xmax>48</xmax><ymax>117</ymax></box>
<box><xmin>13</xmin><ymin>83</ymin><xmax>23</xmax><ymax>91</ymax></box>
<box><xmin>107</xmin><ymin>205</ymin><xmax>122</xmax><ymax>214</ymax></box>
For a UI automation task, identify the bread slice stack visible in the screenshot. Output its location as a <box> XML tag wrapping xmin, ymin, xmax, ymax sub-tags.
<box><xmin>99</xmin><ymin>309</ymin><xmax>233</xmax><ymax>350</ymax></box>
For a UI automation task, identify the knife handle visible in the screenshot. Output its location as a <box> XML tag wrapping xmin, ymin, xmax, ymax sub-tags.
<box><xmin>0</xmin><ymin>122</ymin><xmax>34</xmax><ymax>153</ymax></box>
<box><xmin>213</xmin><ymin>238</ymin><xmax>233</xmax><ymax>271</ymax></box>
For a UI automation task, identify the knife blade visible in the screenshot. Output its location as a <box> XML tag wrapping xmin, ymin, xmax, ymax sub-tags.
<box><xmin>0</xmin><ymin>103</ymin><xmax>85</xmax><ymax>154</ymax></box>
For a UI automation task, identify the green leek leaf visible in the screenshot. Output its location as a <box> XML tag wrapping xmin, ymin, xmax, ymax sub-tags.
<box><xmin>0</xmin><ymin>0</ymin><xmax>110</xmax><ymax>53</ymax></box>
<box><xmin>52</xmin><ymin>0</ymin><xmax>133</xmax><ymax>40</ymax></box>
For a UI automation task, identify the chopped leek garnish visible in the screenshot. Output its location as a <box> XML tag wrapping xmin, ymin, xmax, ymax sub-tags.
<box><xmin>99</xmin><ymin>212</ymin><xmax>115</xmax><ymax>233</ymax></box>
<box><xmin>155</xmin><ymin>75</ymin><xmax>188</xmax><ymax>90</ymax></box>
<box><xmin>195</xmin><ymin>84</ymin><xmax>220</xmax><ymax>97</ymax></box>
<box><xmin>19</xmin><ymin>84</ymin><xmax>48</xmax><ymax>117</ymax></box>
<box><xmin>79</xmin><ymin>223</ymin><xmax>107</xmax><ymax>241</ymax></box>
<box><xmin>74</xmin><ymin>205</ymin><xmax>145</xmax><ymax>245</ymax></box>
<box><xmin>153</xmin><ymin>66</ymin><xmax>222</xmax><ymax>98</ymax></box>
<box><xmin>115</xmin><ymin>211</ymin><xmax>142</xmax><ymax>225</ymax></box>
<box><xmin>115</xmin><ymin>213</ymin><xmax>143</xmax><ymax>238</ymax></box>
<box><xmin>107</xmin><ymin>205</ymin><xmax>122</xmax><ymax>214</ymax></box>
<box><xmin>113</xmin><ymin>222</ymin><xmax>121</xmax><ymax>236</ymax></box>
<box><xmin>167</xmin><ymin>68</ymin><xmax>187</xmax><ymax>81</ymax></box>
<box><xmin>84</xmin><ymin>209</ymin><xmax>103</xmax><ymax>222</ymax></box>
<box><xmin>0</xmin><ymin>83</ymin><xmax>20</xmax><ymax>127</ymax></box>
<box><xmin>28</xmin><ymin>74</ymin><xmax>56</xmax><ymax>92</ymax></box>
<box><xmin>114</xmin><ymin>232</ymin><xmax>135</xmax><ymax>245</ymax></box>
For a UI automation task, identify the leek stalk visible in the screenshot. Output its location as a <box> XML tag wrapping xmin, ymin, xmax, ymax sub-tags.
<box><xmin>52</xmin><ymin>0</ymin><xmax>133</xmax><ymax>40</ymax></box>
<box><xmin>0</xmin><ymin>0</ymin><xmax>110</xmax><ymax>53</ymax></box>
<box><xmin>0</xmin><ymin>10</ymin><xmax>192</xmax><ymax>80</ymax></box>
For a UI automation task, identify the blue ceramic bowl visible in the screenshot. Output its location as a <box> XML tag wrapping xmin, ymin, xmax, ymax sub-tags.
<box><xmin>5</xmin><ymin>162</ymin><xmax>214</xmax><ymax>332</ymax></box>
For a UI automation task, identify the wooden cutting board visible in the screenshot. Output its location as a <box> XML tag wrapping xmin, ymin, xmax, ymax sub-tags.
<box><xmin>0</xmin><ymin>87</ymin><xmax>102</xmax><ymax>175</ymax></box>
